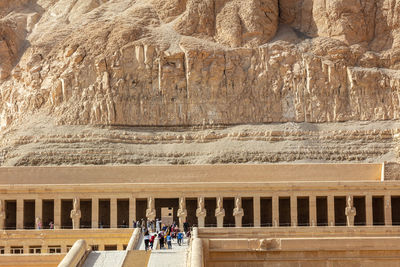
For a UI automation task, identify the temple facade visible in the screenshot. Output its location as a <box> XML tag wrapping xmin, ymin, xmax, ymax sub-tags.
<box><xmin>1</xmin><ymin>163</ymin><xmax>400</xmax><ymax>266</ymax></box>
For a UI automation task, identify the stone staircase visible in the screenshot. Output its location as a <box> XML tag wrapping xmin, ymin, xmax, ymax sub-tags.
<box><xmin>147</xmin><ymin>238</ymin><xmax>188</xmax><ymax>267</ymax></box>
<box><xmin>80</xmin><ymin>232</ymin><xmax>188</xmax><ymax>267</ymax></box>
<box><xmin>82</xmin><ymin>251</ymin><xmax>127</xmax><ymax>267</ymax></box>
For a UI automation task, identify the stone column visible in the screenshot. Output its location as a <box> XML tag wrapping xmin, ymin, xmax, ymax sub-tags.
<box><xmin>129</xmin><ymin>197</ymin><xmax>136</xmax><ymax>228</ymax></box>
<box><xmin>309</xmin><ymin>195</ymin><xmax>317</xmax><ymax>227</ymax></box>
<box><xmin>290</xmin><ymin>196</ymin><xmax>297</xmax><ymax>227</ymax></box>
<box><xmin>327</xmin><ymin>195</ymin><xmax>335</xmax><ymax>226</ymax></box>
<box><xmin>384</xmin><ymin>195</ymin><xmax>392</xmax><ymax>226</ymax></box>
<box><xmin>35</xmin><ymin>199</ymin><xmax>42</xmax><ymax>229</ymax></box>
<box><xmin>16</xmin><ymin>198</ymin><xmax>23</xmax><ymax>229</ymax></box>
<box><xmin>54</xmin><ymin>198</ymin><xmax>61</xmax><ymax>229</ymax></box>
<box><xmin>92</xmin><ymin>198</ymin><xmax>98</xmax><ymax>229</ymax></box>
<box><xmin>196</xmin><ymin>197</ymin><xmax>206</xmax><ymax>227</ymax></box>
<box><xmin>366</xmin><ymin>195</ymin><xmax>373</xmax><ymax>226</ymax></box>
<box><xmin>272</xmin><ymin>195</ymin><xmax>279</xmax><ymax>227</ymax></box>
<box><xmin>110</xmin><ymin>198</ymin><xmax>117</xmax><ymax>228</ymax></box>
<box><xmin>146</xmin><ymin>197</ymin><xmax>156</xmax><ymax>223</ymax></box>
<box><xmin>215</xmin><ymin>197</ymin><xmax>225</xmax><ymax>228</ymax></box>
<box><xmin>0</xmin><ymin>200</ymin><xmax>5</xmax><ymax>230</ymax></box>
<box><xmin>253</xmin><ymin>196</ymin><xmax>260</xmax><ymax>227</ymax></box>
<box><xmin>70</xmin><ymin>197</ymin><xmax>81</xmax><ymax>229</ymax></box>
<box><xmin>177</xmin><ymin>197</ymin><xmax>187</xmax><ymax>230</ymax></box>
<box><xmin>233</xmin><ymin>197</ymin><xmax>244</xmax><ymax>227</ymax></box>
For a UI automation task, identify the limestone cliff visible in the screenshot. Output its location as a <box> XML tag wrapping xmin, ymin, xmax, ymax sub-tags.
<box><xmin>0</xmin><ymin>0</ymin><xmax>400</xmax><ymax>166</ymax></box>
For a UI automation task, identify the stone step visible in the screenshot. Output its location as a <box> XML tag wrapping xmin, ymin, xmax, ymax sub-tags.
<box><xmin>82</xmin><ymin>251</ymin><xmax>127</xmax><ymax>267</ymax></box>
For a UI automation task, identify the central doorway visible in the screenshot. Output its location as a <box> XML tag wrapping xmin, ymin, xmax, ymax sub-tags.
<box><xmin>155</xmin><ymin>198</ymin><xmax>179</xmax><ymax>226</ymax></box>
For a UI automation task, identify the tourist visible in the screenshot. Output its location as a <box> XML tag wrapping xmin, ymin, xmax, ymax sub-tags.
<box><xmin>167</xmin><ymin>233</ymin><xmax>172</xmax><ymax>249</ymax></box>
<box><xmin>49</xmin><ymin>221</ymin><xmax>54</xmax><ymax>229</ymax></box>
<box><xmin>36</xmin><ymin>217</ymin><xmax>42</xmax><ymax>230</ymax></box>
<box><xmin>150</xmin><ymin>234</ymin><xmax>156</xmax><ymax>249</ymax></box>
<box><xmin>141</xmin><ymin>219</ymin><xmax>146</xmax><ymax>232</ymax></box>
<box><xmin>144</xmin><ymin>230</ymin><xmax>150</xmax><ymax>251</ymax></box>
<box><xmin>159</xmin><ymin>232</ymin><xmax>165</xmax><ymax>249</ymax></box>
<box><xmin>183</xmin><ymin>221</ymin><xmax>189</xmax><ymax>233</ymax></box>
<box><xmin>177</xmin><ymin>231</ymin><xmax>183</xmax><ymax>246</ymax></box>
<box><xmin>187</xmin><ymin>230</ymin><xmax>191</xmax><ymax>246</ymax></box>
<box><xmin>156</xmin><ymin>219</ymin><xmax>161</xmax><ymax>232</ymax></box>
<box><xmin>150</xmin><ymin>220</ymin><xmax>155</xmax><ymax>232</ymax></box>
<box><xmin>133</xmin><ymin>220</ymin><xmax>136</xmax><ymax>228</ymax></box>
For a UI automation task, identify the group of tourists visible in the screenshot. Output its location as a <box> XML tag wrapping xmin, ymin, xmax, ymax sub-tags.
<box><xmin>140</xmin><ymin>219</ymin><xmax>191</xmax><ymax>251</ymax></box>
<box><xmin>35</xmin><ymin>217</ymin><xmax>54</xmax><ymax>229</ymax></box>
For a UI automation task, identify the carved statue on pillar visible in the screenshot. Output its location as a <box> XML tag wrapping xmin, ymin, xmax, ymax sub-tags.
<box><xmin>196</xmin><ymin>197</ymin><xmax>206</xmax><ymax>227</ymax></box>
<box><xmin>0</xmin><ymin>200</ymin><xmax>5</xmax><ymax>230</ymax></box>
<box><xmin>345</xmin><ymin>196</ymin><xmax>356</xmax><ymax>226</ymax></box>
<box><xmin>70</xmin><ymin>197</ymin><xmax>81</xmax><ymax>229</ymax></box>
<box><xmin>233</xmin><ymin>197</ymin><xmax>244</xmax><ymax>227</ymax></box>
<box><xmin>146</xmin><ymin>197</ymin><xmax>156</xmax><ymax>223</ymax></box>
<box><xmin>177</xmin><ymin>197</ymin><xmax>187</xmax><ymax>230</ymax></box>
<box><xmin>215</xmin><ymin>197</ymin><xmax>225</xmax><ymax>228</ymax></box>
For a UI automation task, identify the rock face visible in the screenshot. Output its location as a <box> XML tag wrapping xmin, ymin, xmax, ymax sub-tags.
<box><xmin>0</xmin><ymin>0</ymin><xmax>399</xmax><ymax>128</ymax></box>
<box><xmin>0</xmin><ymin>0</ymin><xmax>400</xmax><ymax>166</ymax></box>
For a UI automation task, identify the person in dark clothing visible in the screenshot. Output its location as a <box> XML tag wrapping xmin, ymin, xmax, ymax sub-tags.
<box><xmin>183</xmin><ymin>221</ymin><xmax>189</xmax><ymax>233</ymax></box>
<box><xmin>159</xmin><ymin>233</ymin><xmax>165</xmax><ymax>249</ymax></box>
<box><xmin>144</xmin><ymin>230</ymin><xmax>150</xmax><ymax>251</ymax></box>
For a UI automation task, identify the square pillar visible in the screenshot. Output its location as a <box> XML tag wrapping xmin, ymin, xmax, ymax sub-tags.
<box><xmin>92</xmin><ymin>198</ymin><xmax>98</xmax><ymax>229</ymax></box>
<box><xmin>309</xmin><ymin>195</ymin><xmax>317</xmax><ymax>226</ymax></box>
<box><xmin>290</xmin><ymin>196</ymin><xmax>297</xmax><ymax>227</ymax></box>
<box><xmin>366</xmin><ymin>194</ymin><xmax>373</xmax><ymax>226</ymax></box>
<box><xmin>253</xmin><ymin>196</ymin><xmax>260</xmax><ymax>227</ymax></box>
<box><xmin>54</xmin><ymin>198</ymin><xmax>61</xmax><ymax>229</ymax></box>
<box><xmin>35</xmin><ymin>198</ymin><xmax>42</xmax><ymax>229</ymax></box>
<box><xmin>110</xmin><ymin>198</ymin><xmax>117</xmax><ymax>228</ymax></box>
<box><xmin>272</xmin><ymin>195</ymin><xmax>279</xmax><ymax>227</ymax></box>
<box><xmin>328</xmin><ymin>195</ymin><xmax>335</xmax><ymax>226</ymax></box>
<box><xmin>23</xmin><ymin>245</ymin><xmax>29</xmax><ymax>254</ymax></box>
<box><xmin>385</xmin><ymin>195</ymin><xmax>392</xmax><ymax>226</ymax></box>
<box><xmin>42</xmin><ymin>244</ymin><xmax>48</xmax><ymax>254</ymax></box>
<box><xmin>16</xmin><ymin>198</ymin><xmax>23</xmax><ymax>229</ymax></box>
<box><xmin>129</xmin><ymin>197</ymin><xmax>136</xmax><ymax>228</ymax></box>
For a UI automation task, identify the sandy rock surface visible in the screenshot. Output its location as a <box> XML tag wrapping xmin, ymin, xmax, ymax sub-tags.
<box><xmin>0</xmin><ymin>0</ymin><xmax>400</xmax><ymax>166</ymax></box>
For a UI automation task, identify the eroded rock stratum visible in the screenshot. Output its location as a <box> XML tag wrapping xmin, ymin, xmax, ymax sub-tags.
<box><xmin>0</xmin><ymin>0</ymin><xmax>400</xmax><ymax>166</ymax></box>
<box><xmin>1</xmin><ymin>0</ymin><xmax>400</xmax><ymax>127</ymax></box>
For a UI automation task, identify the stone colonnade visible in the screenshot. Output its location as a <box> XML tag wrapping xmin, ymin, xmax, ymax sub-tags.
<box><xmin>0</xmin><ymin>194</ymin><xmax>396</xmax><ymax>230</ymax></box>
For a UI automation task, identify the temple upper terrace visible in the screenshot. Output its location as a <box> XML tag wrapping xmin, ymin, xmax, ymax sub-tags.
<box><xmin>0</xmin><ymin>163</ymin><xmax>384</xmax><ymax>185</ymax></box>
